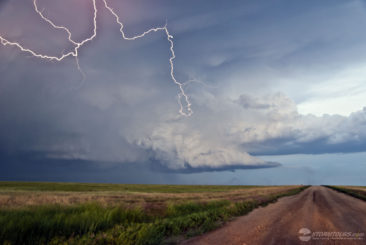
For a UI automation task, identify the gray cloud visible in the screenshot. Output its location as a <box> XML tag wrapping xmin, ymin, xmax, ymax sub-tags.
<box><xmin>233</xmin><ymin>93</ymin><xmax>366</xmax><ymax>155</ymax></box>
<box><xmin>1</xmin><ymin>0</ymin><xmax>366</xmax><ymax>178</ymax></box>
<box><xmin>150</xmin><ymin>160</ymin><xmax>281</xmax><ymax>174</ymax></box>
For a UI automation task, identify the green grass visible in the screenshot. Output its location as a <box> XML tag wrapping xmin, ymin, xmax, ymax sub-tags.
<box><xmin>0</xmin><ymin>181</ymin><xmax>265</xmax><ymax>193</ymax></box>
<box><xmin>0</xmin><ymin>185</ymin><xmax>309</xmax><ymax>245</ymax></box>
<box><xmin>325</xmin><ymin>185</ymin><xmax>366</xmax><ymax>201</ymax></box>
<box><xmin>0</xmin><ymin>204</ymin><xmax>148</xmax><ymax>244</ymax></box>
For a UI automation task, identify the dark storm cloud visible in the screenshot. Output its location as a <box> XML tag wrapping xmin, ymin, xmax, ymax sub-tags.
<box><xmin>149</xmin><ymin>160</ymin><xmax>281</xmax><ymax>174</ymax></box>
<box><xmin>1</xmin><ymin>0</ymin><xmax>366</xmax><ymax>182</ymax></box>
<box><xmin>248</xmin><ymin>136</ymin><xmax>366</xmax><ymax>156</ymax></box>
<box><xmin>0</xmin><ymin>0</ymin><xmax>8</xmax><ymax>7</ymax></box>
<box><xmin>0</xmin><ymin>150</ymin><xmax>180</xmax><ymax>183</ymax></box>
<box><xmin>160</xmin><ymin>162</ymin><xmax>281</xmax><ymax>174</ymax></box>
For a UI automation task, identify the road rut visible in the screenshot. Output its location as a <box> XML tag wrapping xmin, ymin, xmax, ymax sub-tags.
<box><xmin>182</xmin><ymin>186</ymin><xmax>366</xmax><ymax>245</ymax></box>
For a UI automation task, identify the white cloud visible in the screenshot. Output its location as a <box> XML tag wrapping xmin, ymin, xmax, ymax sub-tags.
<box><xmin>298</xmin><ymin>63</ymin><xmax>366</xmax><ymax>116</ymax></box>
<box><xmin>133</xmin><ymin>121</ymin><xmax>268</xmax><ymax>170</ymax></box>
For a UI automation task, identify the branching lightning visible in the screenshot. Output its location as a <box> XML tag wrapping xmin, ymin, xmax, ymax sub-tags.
<box><xmin>0</xmin><ymin>0</ymin><xmax>192</xmax><ymax>116</ymax></box>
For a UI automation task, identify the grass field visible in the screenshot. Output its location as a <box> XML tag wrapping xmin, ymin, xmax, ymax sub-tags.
<box><xmin>0</xmin><ymin>181</ymin><xmax>264</xmax><ymax>193</ymax></box>
<box><xmin>0</xmin><ymin>182</ymin><xmax>309</xmax><ymax>245</ymax></box>
<box><xmin>325</xmin><ymin>185</ymin><xmax>366</xmax><ymax>201</ymax></box>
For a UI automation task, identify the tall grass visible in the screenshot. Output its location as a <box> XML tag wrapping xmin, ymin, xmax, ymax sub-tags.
<box><xmin>0</xmin><ymin>186</ymin><xmax>309</xmax><ymax>245</ymax></box>
<box><xmin>0</xmin><ymin>204</ymin><xmax>149</xmax><ymax>244</ymax></box>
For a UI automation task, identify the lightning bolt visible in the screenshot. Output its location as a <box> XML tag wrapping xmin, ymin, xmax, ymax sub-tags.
<box><xmin>0</xmin><ymin>0</ymin><xmax>192</xmax><ymax>116</ymax></box>
<box><xmin>33</xmin><ymin>0</ymin><xmax>97</xmax><ymax>80</ymax></box>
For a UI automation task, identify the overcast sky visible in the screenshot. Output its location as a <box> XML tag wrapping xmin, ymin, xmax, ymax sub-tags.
<box><xmin>1</xmin><ymin>0</ymin><xmax>366</xmax><ymax>185</ymax></box>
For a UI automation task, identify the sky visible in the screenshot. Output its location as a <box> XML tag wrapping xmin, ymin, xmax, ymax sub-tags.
<box><xmin>1</xmin><ymin>0</ymin><xmax>366</xmax><ymax>185</ymax></box>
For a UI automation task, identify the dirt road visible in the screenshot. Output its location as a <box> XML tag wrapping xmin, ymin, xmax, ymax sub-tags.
<box><xmin>182</xmin><ymin>186</ymin><xmax>366</xmax><ymax>245</ymax></box>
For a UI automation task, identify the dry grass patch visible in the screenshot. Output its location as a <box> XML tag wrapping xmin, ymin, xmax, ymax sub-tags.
<box><xmin>0</xmin><ymin>185</ymin><xmax>299</xmax><ymax>211</ymax></box>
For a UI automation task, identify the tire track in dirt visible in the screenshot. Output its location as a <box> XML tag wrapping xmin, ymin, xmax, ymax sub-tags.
<box><xmin>181</xmin><ymin>186</ymin><xmax>366</xmax><ymax>245</ymax></box>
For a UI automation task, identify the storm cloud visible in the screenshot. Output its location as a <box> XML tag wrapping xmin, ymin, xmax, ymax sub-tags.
<box><xmin>1</xmin><ymin>0</ymin><xmax>366</xmax><ymax>179</ymax></box>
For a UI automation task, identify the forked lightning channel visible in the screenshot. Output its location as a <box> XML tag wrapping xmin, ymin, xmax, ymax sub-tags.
<box><xmin>0</xmin><ymin>0</ymin><xmax>192</xmax><ymax>116</ymax></box>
